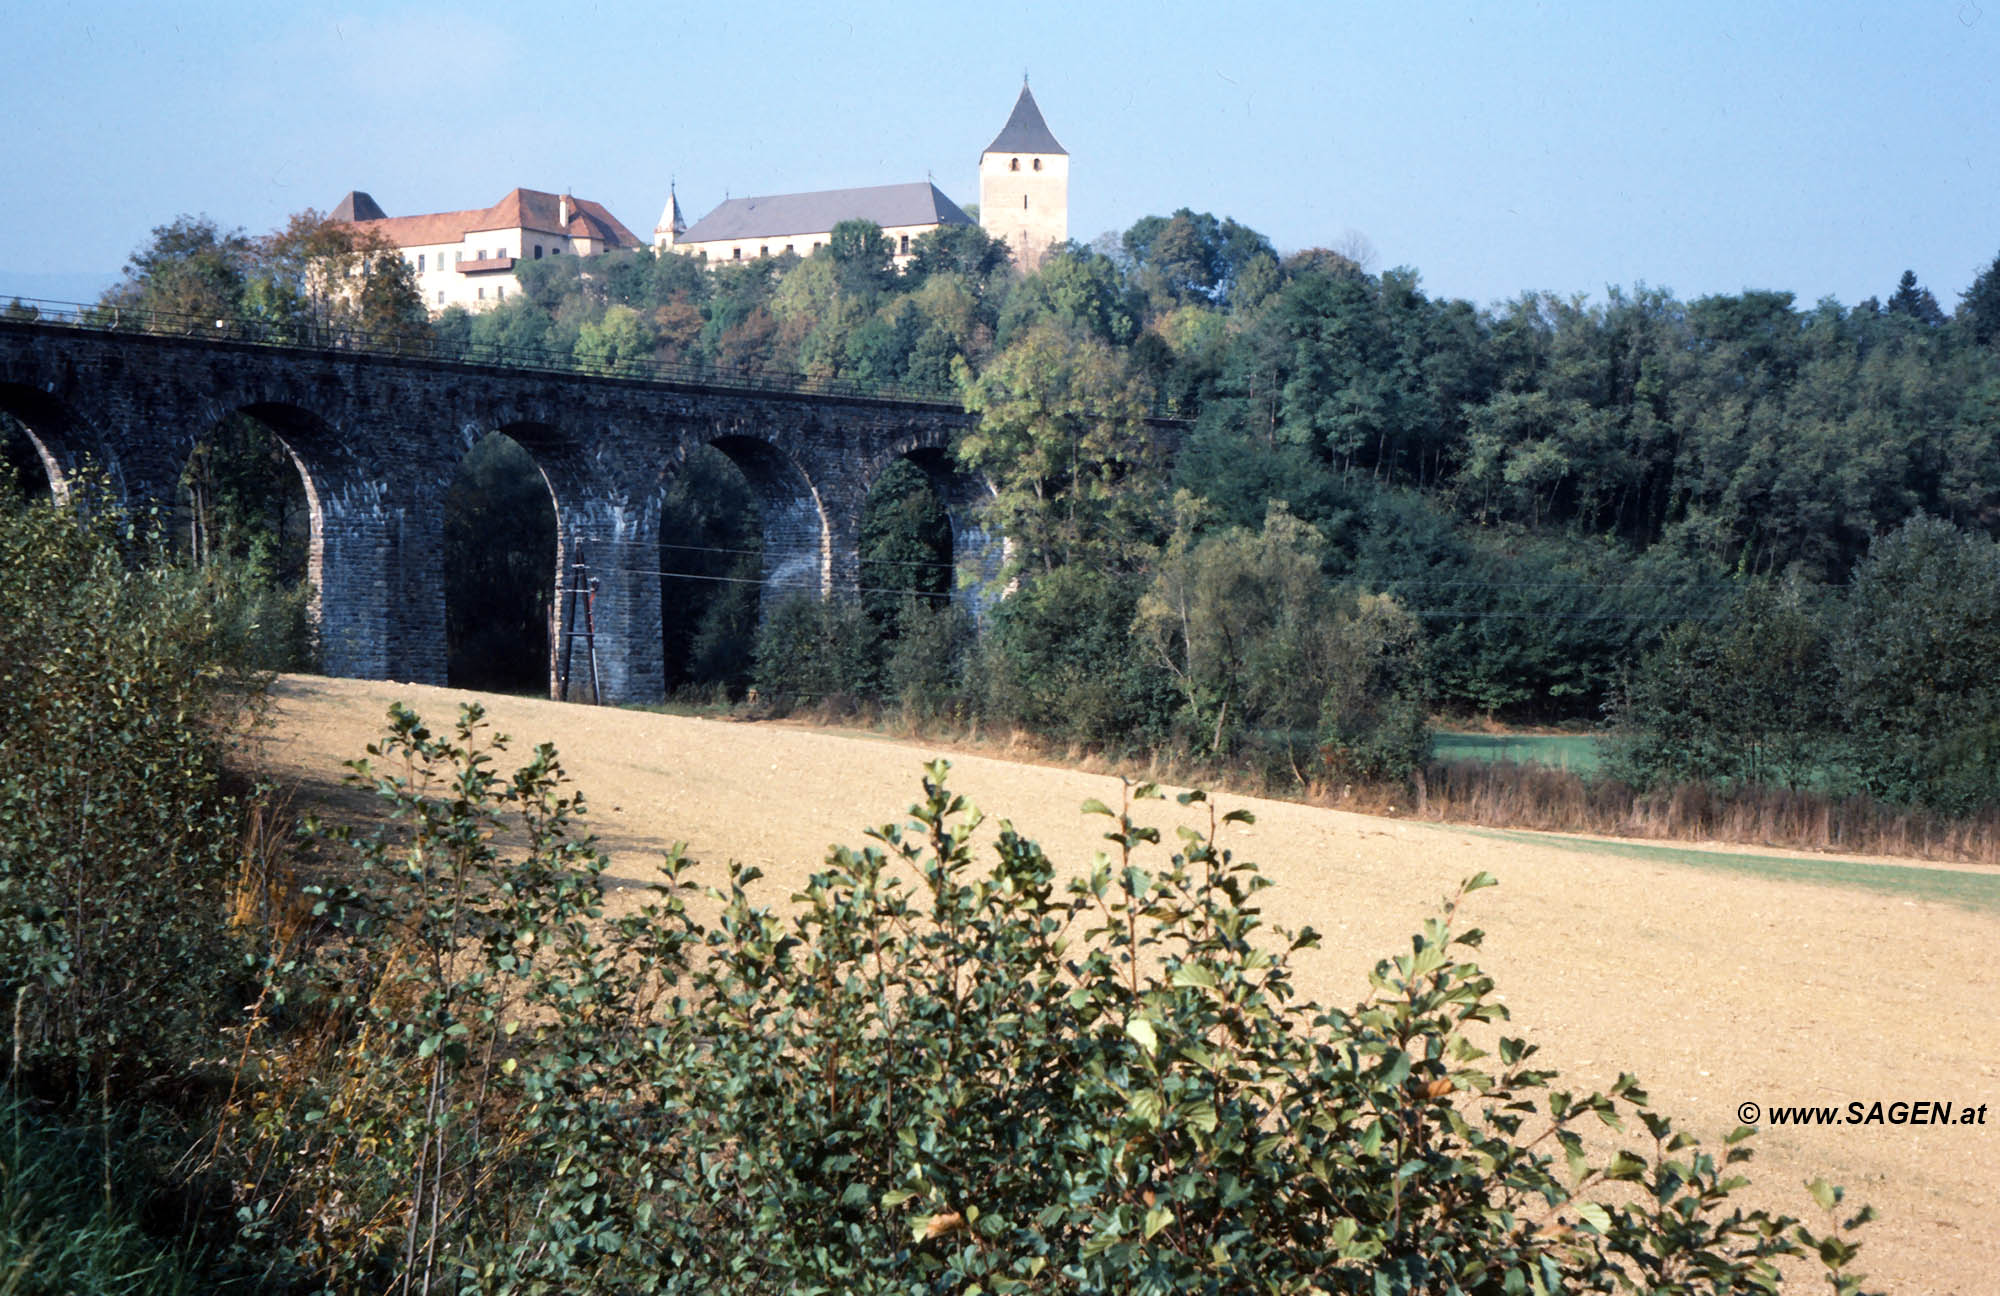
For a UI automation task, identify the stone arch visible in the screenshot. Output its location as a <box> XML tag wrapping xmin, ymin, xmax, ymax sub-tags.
<box><xmin>163</xmin><ymin>404</ymin><xmax>317</xmax><ymax>589</ymax></box>
<box><xmin>217</xmin><ymin>399</ymin><xmax>449</xmax><ymax>684</ymax></box>
<box><xmin>707</xmin><ymin>432</ymin><xmax>834</xmax><ymax>602</ymax></box>
<box><xmin>0</xmin><ymin>384</ymin><xmax>93</xmax><ymax>502</ymax></box>
<box><xmin>469</xmin><ymin>415</ymin><xmax>668</xmax><ymax>704</ymax></box>
<box><xmin>885</xmin><ymin>444</ymin><xmax>1007</xmax><ymax>620</ymax></box>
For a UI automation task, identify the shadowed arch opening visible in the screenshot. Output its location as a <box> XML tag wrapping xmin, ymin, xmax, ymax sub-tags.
<box><xmin>444</xmin><ymin>430</ymin><xmax>558</xmax><ymax>691</ymax></box>
<box><xmin>2</xmin><ymin>413</ymin><xmax>54</xmax><ymax>500</ymax></box>
<box><xmin>165</xmin><ymin>405</ymin><xmax>319</xmax><ymax>668</ymax></box>
<box><xmin>859</xmin><ymin>456</ymin><xmax>953</xmax><ymax>622</ymax></box>
<box><xmin>897</xmin><ymin>445</ymin><xmax>1008</xmax><ymax>619</ymax></box>
<box><xmin>658</xmin><ymin>443</ymin><xmax>763</xmax><ymax>695</ymax></box>
<box><xmin>0</xmin><ymin>384</ymin><xmax>93</xmax><ymax>502</ymax></box>
<box><xmin>177</xmin><ymin>412</ymin><xmax>311</xmax><ymax>580</ymax></box>
<box><xmin>708</xmin><ymin>434</ymin><xmax>829</xmax><ymax>598</ymax></box>
<box><xmin>847</xmin><ymin>449</ymin><xmax>979</xmax><ymax>713</ymax></box>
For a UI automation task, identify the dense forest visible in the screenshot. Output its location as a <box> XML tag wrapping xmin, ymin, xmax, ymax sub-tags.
<box><xmin>38</xmin><ymin>204</ymin><xmax>2000</xmax><ymax>818</ymax></box>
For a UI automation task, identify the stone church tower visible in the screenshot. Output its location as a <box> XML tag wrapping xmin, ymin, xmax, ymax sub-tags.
<box><xmin>979</xmin><ymin>81</ymin><xmax>1068</xmax><ymax>271</ymax></box>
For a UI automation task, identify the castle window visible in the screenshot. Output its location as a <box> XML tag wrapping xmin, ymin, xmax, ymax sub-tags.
<box><xmin>497</xmin><ymin>285</ymin><xmax>505</xmax><ymax>300</ymax></box>
<box><xmin>417</xmin><ymin>254</ymin><xmax>425</xmax><ymax>271</ymax></box>
<box><xmin>477</xmin><ymin>286</ymin><xmax>486</xmax><ymax>300</ymax></box>
<box><xmin>455</xmin><ymin>251</ymin><xmax>463</xmax><ymax>264</ymax></box>
<box><xmin>785</xmin><ymin>243</ymin><xmax>795</xmax><ymax>254</ymax></box>
<box><xmin>760</xmin><ymin>245</ymin><xmax>769</xmax><ymax>257</ymax></box>
<box><xmin>1033</xmin><ymin>158</ymin><xmax>1042</xmax><ymax>171</ymax></box>
<box><xmin>534</xmin><ymin>245</ymin><xmax>543</xmax><ymax>259</ymax></box>
<box><xmin>1009</xmin><ymin>157</ymin><xmax>1020</xmax><ymax>171</ymax></box>
<box><xmin>436</xmin><ymin>290</ymin><xmax>444</xmax><ymax>304</ymax></box>
<box><xmin>733</xmin><ymin>247</ymin><xmax>742</xmax><ymax>260</ymax></box>
<box><xmin>1023</xmin><ymin>195</ymin><xmax>1029</xmax><ymax>209</ymax></box>
<box><xmin>900</xmin><ymin>234</ymin><xmax>910</xmax><ymax>254</ymax></box>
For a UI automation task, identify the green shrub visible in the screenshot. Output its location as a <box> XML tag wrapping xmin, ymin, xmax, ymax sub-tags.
<box><xmin>883</xmin><ymin>597</ymin><xmax>976</xmax><ymax>721</ymax></box>
<box><xmin>753</xmin><ymin>593</ymin><xmax>880</xmax><ymax>705</ymax></box>
<box><xmin>984</xmin><ymin>564</ymin><xmax>1177</xmax><ymax>748</ymax></box>
<box><xmin>1835</xmin><ymin>515</ymin><xmax>2000</xmax><ymax>815</ymax></box>
<box><xmin>226</xmin><ymin>704</ymin><xmax>1876</xmax><ymax>1293</ymax></box>
<box><xmin>0</xmin><ymin>481</ymin><xmax>263</xmax><ymax>1097</ymax></box>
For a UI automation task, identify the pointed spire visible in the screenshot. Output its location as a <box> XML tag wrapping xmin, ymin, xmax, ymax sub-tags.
<box><xmin>653</xmin><ymin>182</ymin><xmax>687</xmax><ymax>247</ymax></box>
<box><xmin>984</xmin><ymin>83</ymin><xmax>1066</xmax><ymax>156</ymax></box>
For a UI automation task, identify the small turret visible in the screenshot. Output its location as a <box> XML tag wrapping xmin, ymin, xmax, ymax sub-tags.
<box><xmin>653</xmin><ymin>183</ymin><xmax>688</xmax><ymax>251</ymax></box>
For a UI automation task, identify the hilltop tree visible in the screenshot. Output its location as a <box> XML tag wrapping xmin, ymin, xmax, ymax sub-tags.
<box><xmin>907</xmin><ymin>222</ymin><xmax>1012</xmax><ymax>284</ymax></box>
<box><xmin>1885</xmin><ymin>269</ymin><xmax>1946</xmax><ymax>327</ymax></box>
<box><xmin>259</xmin><ymin>210</ymin><xmax>428</xmax><ymax>344</ymax></box>
<box><xmin>1121</xmin><ymin>209</ymin><xmax>1277</xmax><ymax>311</ymax></box>
<box><xmin>1960</xmin><ymin>250</ymin><xmax>2000</xmax><ymax>346</ymax></box>
<box><xmin>994</xmin><ymin>244</ymin><xmax>1136</xmax><ymax>346</ymax></box>
<box><xmin>827</xmin><ymin>219</ymin><xmax>896</xmax><ymax>298</ymax></box>
<box><xmin>104</xmin><ymin>214</ymin><xmax>256</xmax><ymax>322</ymax></box>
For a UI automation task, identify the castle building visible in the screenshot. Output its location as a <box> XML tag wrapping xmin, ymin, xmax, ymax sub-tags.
<box><xmin>659</xmin><ymin>83</ymin><xmax>1068</xmax><ymax>273</ymax></box>
<box><xmin>658</xmin><ymin>182</ymin><xmax>973</xmax><ymax>267</ymax></box>
<box><xmin>978</xmin><ymin>82</ymin><xmax>1068</xmax><ymax>270</ymax></box>
<box><xmin>331</xmin><ymin>187</ymin><xmax>644</xmax><ymax>314</ymax></box>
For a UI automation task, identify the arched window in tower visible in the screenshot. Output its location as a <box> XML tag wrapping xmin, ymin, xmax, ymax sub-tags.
<box><xmin>1032</xmin><ymin>158</ymin><xmax>1042</xmax><ymax>171</ymax></box>
<box><xmin>1009</xmin><ymin>158</ymin><xmax>1020</xmax><ymax>172</ymax></box>
<box><xmin>1022</xmin><ymin>195</ymin><xmax>1028</xmax><ymax>209</ymax></box>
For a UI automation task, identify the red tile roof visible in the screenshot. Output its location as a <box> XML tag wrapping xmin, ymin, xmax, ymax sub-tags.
<box><xmin>340</xmin><ymin>188</ymin><xmax>642</xmax><ymax>251</ymax></box>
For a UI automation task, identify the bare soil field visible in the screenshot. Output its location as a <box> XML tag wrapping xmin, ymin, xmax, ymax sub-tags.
<box><xmin>244</xmin><ymin>675</ymin><xmax>2000</xmax><ymax>1295</ymax></box>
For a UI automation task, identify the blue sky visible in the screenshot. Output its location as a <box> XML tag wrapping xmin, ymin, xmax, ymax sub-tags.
<box><xmin>4</xmin><ymin>0</ymin><xmax>1996</xmax><ymax>311</ymax></box>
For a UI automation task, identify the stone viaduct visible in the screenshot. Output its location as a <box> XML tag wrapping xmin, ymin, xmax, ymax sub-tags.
<box><xmin>0</xmin><ymin>317</ymin><xmax>1001</xmax><ymax>703</ymax></box>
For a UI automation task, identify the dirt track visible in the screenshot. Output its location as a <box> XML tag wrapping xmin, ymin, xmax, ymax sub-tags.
<box><xmin>245</xmin><ymin>675</ymin><xmax>2000</xmax><ymax>1295</ymax></box>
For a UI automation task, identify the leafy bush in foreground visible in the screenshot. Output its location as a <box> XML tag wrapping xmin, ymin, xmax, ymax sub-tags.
<box><xmin>220</xmin><ymin>704</ymin><xmax>1875</xmax><ymax>1294</ymax></box>
<box><xmin>0</xmin><ymin>480</ymin><xmax>264</xmax><ymax>1099</ymax></box>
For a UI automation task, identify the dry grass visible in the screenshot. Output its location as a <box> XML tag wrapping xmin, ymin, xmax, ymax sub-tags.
<box><xmin>1415</xmin><ymin>758</ymin><xmax>2000</xmax><ymax>866</ymax></box>
<box><xmin>737</xmin><ymin>697</ymin><xmax>2000</xmax><ymax>866</ymax></box>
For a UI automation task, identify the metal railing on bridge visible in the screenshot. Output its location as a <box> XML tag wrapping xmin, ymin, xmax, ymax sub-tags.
<box><xmin>0</xmin><ymin>294</ymin><xmax>971</xmax><ymax>408</ymax></box>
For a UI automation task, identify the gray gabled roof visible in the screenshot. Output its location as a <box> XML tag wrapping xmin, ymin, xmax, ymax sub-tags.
<box><xmin>984</xmin><ymin>85</ymin><xmax>1066</xmax><ymax>156</ymax></box>
<box><xmin>680</xmin><ymin>182</ymin><xmax>973</xmax><ymax>245</ymax></box>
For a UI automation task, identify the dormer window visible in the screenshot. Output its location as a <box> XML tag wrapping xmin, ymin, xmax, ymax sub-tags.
<box><xmin>1009</xmin><ymin>157</ymin><xmax>1020</xmax><ymax>171</ymax></box>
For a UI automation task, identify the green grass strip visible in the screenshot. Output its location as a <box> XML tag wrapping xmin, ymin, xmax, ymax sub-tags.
<box><xmin>1432</xmin><ymin>732</ymin><xmax>1605</xmax><ymax>775</ymax></box>
<box><xmin>1444</xmin><ymin>825</ymin><xmax>2000</xmax><ymax>914</ymax></box>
